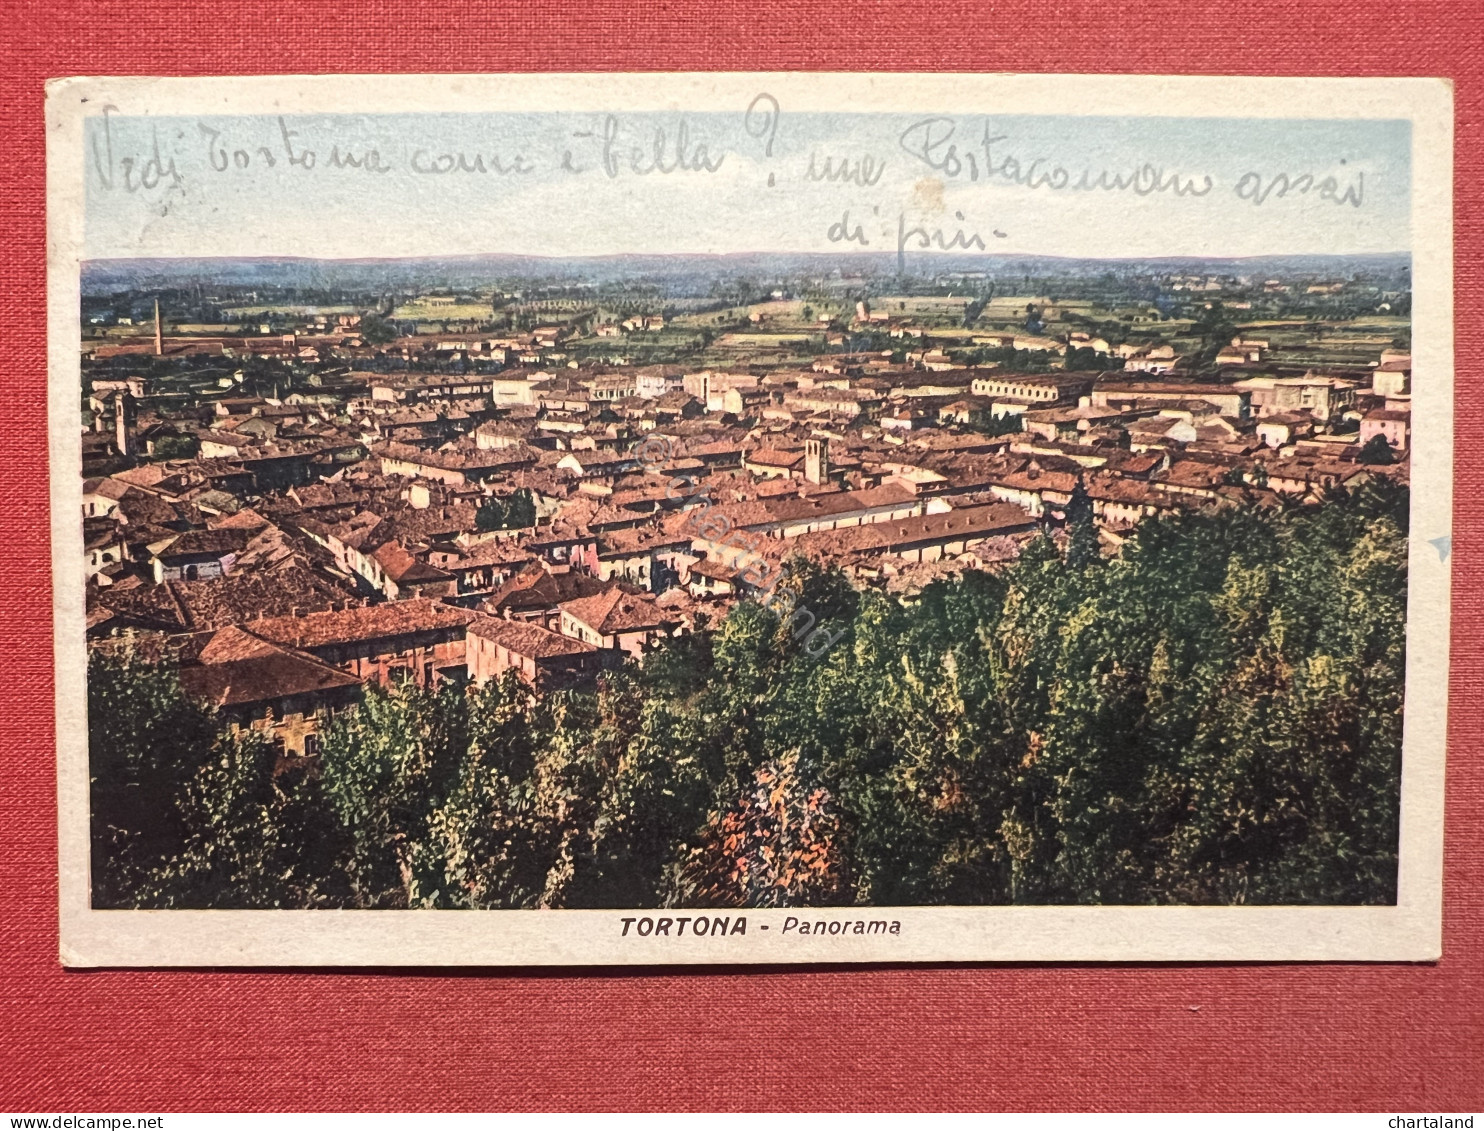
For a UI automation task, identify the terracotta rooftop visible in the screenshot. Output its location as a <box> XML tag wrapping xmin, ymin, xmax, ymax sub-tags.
<box><xmin>485</xmin><ymin>563</ymin><xmax>616</xmax><ymax>613</ymax></box>
<box><xmin>559</xmin><ymin>587</ymin><xmax>679</xmax><ymax>635</ymax></box>
<box><xmin>210</xmin><ymin>507</ymin><xmax>274</xmax><ymax>533</ymax></box>
<box><xmin>83</xmin><ymin>478</ymin><xmax>135</xmax><ymax>501</ymax></box>
<box><xmin>993</xmin><ymin>468</ymin><xmax>1079</xmax><ymax>493</ymax></box>
<box><xmin>180</xmin><ymin>626</ymin><xmax>363</xmax><ymax>708</ymax></box>
<box><xmin>370</xmin><ymin>541</ymin><xmax>454</xmax><ymax>585</ymax></box>
<box><xmin>790</xmin><ymin>503</ymin><xmax>1037</xmax><ymax>557</ymax></box>
<box><xmin>745</xmin><ymin>448</ymin><xmax>804</xmax><ymax>468</ymax></box>
<box><xmin>92</xmin><ymin>560</ymin><xmax>357</xmax><ymax>632</ymax></box>
<box><xmin>251</xmin><ymin>597</ymin><xmax>475</xmax><ymax>650</ymax></box>
<box><xmin>1086</xmin><ymin>477</ymin><xmax>1189</xmax><ymax>508</ymax></box>
<box><xmin>688</xmin><ymin>557</ymin><xmax>740</xmax><ymax>581</ymax></box>
<box><xmin>157</xmin><ymin>528</ymin><xmax>252</xmax><ymax>559</ymax></box>
<box><xmin>468</xmin><ymin>615</ymin><xmax>598</xmax><ymax>658</ymax></box>
<box><xmin>377</xmin><ymin>441</ymin><xmax>538</xmax><ymax>472</ymax></box>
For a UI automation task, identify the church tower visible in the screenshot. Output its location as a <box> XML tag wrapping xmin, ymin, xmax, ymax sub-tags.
<box><xmin>804</xmin><ymin>436</ymin><xmax>830</xmax><ymax>485</ymax></box>
<box><xmin>114</xmin><ymin>391</ymin><xmax>135</xmax><ymax>458</ymax></box>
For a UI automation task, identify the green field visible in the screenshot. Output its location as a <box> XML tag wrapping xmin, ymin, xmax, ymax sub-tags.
<box><xmin>221</xmin><ymin>304</ymin><xmax>362</xmax><ymax>319</ymax></box>
<box><xmin>390</xmin><ymin>299</ymin><xmax>494</xmax><ymax>321</ymax></box>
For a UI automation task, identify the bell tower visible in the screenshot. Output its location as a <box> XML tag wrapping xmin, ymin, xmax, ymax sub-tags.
<box><xmin>114</xmin><ymin>391</ymin><xmax>135</xmax><ymax>457</ymax></box>
<box><xmin>804</xmin><ymin>436</ymin><xmax>830</xmax><ymax>485</ymax></box>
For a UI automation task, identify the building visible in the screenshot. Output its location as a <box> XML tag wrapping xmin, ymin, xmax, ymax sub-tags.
<box><xmin>557</xmin><ymin>588</ymin><xmax>683</xmax><ymax>658</ymax></box>
<box><xmin>151</xmin><ymin>528</ymin><xmax>250</xmax><ymax>583</ymax></box>
<box><xmin>177</xmin><ymin>625</ymin><xmax>363</xmax><ymax>762</ymax></box>
<box><xmin>721</xmin><ymin>387</ymin><xmax>773</xmax><ymax>416</ymax></box>
<box><xmin>589</xmin><ymin>373</ymin><xmax>638</xmax><ymax>401</ymax></box>
<box><xmin>367</xmin><ymin>541</ymin><xmax>457</xmax><ymax>601</ymax></box>
<box><xmin>249</xmin><ymin>598</ymin><xmax>475</xmax><ymax>688</ymax></box>
<box><xmin>1359</xmin><ymin>408</ymin><xmax>1411</xmax><ymax>452</ymax></box>
<box><xmin>1373</xmin><ymin>362</ymin><xmax>1411</xmax><ymax>398</ymax></box>
<box><xmin>743</xmin><ymin>448</ymin><xmax>805</xmax><ymax>479</ymax></box>
<box><xmin>467</xmin><ymin>615</ymin><xmax>602</xmax><ymax>690</ymax></box>
<box><xmin>968</xmin><ymin>374</ymin><xmax>1096</xmax><ymax>405</ymax></box>
<box><xmin>1121</xmin><ymin>345</ymin><xmax>1183</xmax><ymax>374</ymax></box>
<box><xmin>686</xmin><ymin>557</ymin><xmax>743</xmax><ymax>597</ymax></box>
<box><xmin>1233</xmin><ymin>375</ymin><xmax>1358</xmax><ymax>423</ymax></box>
<box><xmin>790</xmin><ymin>502</ymin><xmax>1038</xmax><ymax>564</ymax></box>
<box><xmin>1093</xmin><ymin>382</ymin><xmax>1252</xmax><ymax>420</ymax></box>
<box><xmin>804</xmin><ymin>437</ymin><xmax>831</xmax><ymax>485</ymax></box>
<box><xmin>378</xmin><ymin>441</ymin><xmax>538</xmax><ymax>485</ymax></box>
<box><xmin>483</xmin><ymin>562</ymin><xmax>616</xmax><ymax>626</ymax></box>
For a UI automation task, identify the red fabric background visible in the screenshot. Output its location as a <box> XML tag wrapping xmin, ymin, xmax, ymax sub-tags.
<box><xmin>2</xmin><ymin>0</ymin><xmax>1481</xmax><ymax>1111</ymax></box>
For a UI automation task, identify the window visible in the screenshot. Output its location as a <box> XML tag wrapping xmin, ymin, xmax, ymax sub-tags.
<box><xmin>303</xmin><ymin>733</ymin><xmax>320</xmax><ymax>758</ymax></box>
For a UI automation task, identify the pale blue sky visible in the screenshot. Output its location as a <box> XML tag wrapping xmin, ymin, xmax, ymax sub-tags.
<box><xmin>84</xmin><ymin>110</ymin><xmax>1410</xmax><ymax>261</ymax></box>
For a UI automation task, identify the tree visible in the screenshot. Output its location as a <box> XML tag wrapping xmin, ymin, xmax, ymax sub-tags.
<box><xmin>88</xmin><ymin>641</ymin><xmax>223</xmax><ymax>907</ymax></box>
<box><xmin>505</xmin><ymin>488</ymin><xmax>537</xmax><ymax>528</ymax></box>
<box><xmin>476</xmin><ymin>497</ymin><xmax>505</xmax><ymax>532</ymax></box>
<box><xmin>317</xmin><ymin>680</ymin><xmax>470</xmax><ymax>907</ymax></box>
<box><xmin>673</xmin><ymin>751</ymin><xmax>851</xmax><ymax>907</ymax></box>
<box><xmin>1192</xmin><ymin>302</ymin><xmax>1238</xmax><ymax>367</ymax></box>
<box><xmin>476</xmin><ymin>488</ymin><xmax>536</xmax><ymax>532</ymax></box>
<box><xmin>424</xmin><ymin>675</ymin><xmax>556</xmax><ymax>909</ymax></box>
<box><xmin>980</xmin><ymin>412</ymin><xmax>1023</xmax><ymax>437</ymax></box>
<box><xmin>1063</xmin><ymin>479</ymin><xmax>1099</xmax><ymax>570</ymax></box>
<box><xmin>88</xmin><ymin>641</ymin><xmax>346</xmax><ymax>909</ymax></box>
<box><xmin>1357</xmin><ymin>434</ymin><xmax>1396</xmax><ymax>465</ymax></box>
<box><xmin>151</xmin><ymin>432</ymin><xmax>199</xmax><ymax>460</ymax></box>
<box><xmin>87</xmin><ymin>485</ymin><xmax>1409</xmax><ymax>911</ymax></box>
<box><xmin>359</xmin><ymin>313</ymin><xmax>397</xmax><ymax>345</ymax></box>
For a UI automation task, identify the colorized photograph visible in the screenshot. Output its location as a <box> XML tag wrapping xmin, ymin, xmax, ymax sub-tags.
<box><xmin>49</xmin><ymin>74</ymin><xmax>1452</xmax><ymax>964</ymax></box>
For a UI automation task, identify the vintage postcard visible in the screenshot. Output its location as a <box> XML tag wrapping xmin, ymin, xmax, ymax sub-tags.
<box><xmin>47</xmin><ymin>73</ymin><xmax>1453</xmax><ymax>966</ymax></box>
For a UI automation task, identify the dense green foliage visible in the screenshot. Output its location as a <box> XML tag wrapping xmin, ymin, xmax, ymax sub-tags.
<box><xmin>90</xmin><ymin>483</ymin><xmax>1408</xmax><ymax>909</ymax></box>
<box><xmin>358</xmin><ymin>314</ymin><xmax>398</xmax><ymax>345</ymax></box>
<box><xmin>1358</xmin><ymin>434</ymin><xmax>1398</xmax><ymax>466</ymax></box>
<box><xmin>150</xmin><ymin>432</ymin><xmax>201</xmax><ymax>460</ymax></box>
<box><xmin>475</xmin><ymin>488</ymin><xmax>537</xmax><ymax>532</ymax></box>
<box><xmin>89</xmin><ymin>644</ymin><xmax>352</xmax><ymax>908</ymax></box>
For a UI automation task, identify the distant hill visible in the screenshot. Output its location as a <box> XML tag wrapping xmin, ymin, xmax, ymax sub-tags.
<box><xmin>80</xmin><ymin>251</ymin><xmax>1411</xmax><ymax>294</ymax></box>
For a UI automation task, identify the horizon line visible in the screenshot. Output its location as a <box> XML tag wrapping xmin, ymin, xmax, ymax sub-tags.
<box><xmin>78</xmin><ymin>246</ymin><xmax>1412</xmax><ymax>271</ymax></box>
<box><xmin>81</xmin><ymin>249</ymin><xmax>1413</xmax><ymax>267</ymax></box>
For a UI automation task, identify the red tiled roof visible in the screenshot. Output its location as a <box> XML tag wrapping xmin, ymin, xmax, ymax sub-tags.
<box><xmin>559</xmin><ymin>588</ymin><xmax>679</xmax><ymax>635</ymax></box>
<box><xmin>992</xmin><ymin>469</ymin><xmax>1079</xmax><ymax>494</ymax></box>
<box><xmin>210</xmin><ymin>507</ymin><xmax>273</xmax><ymax>532</ymax></box>
<box><xmin>485</xmin><ymin>563</ymin><xmax>615</xmax><ymax>613</ymax></box>
<box><xmin>688</xmin><ymin>558</ymin><xmax>740</xmax><ymax>581</ymax></box>
<box><xmin>156</xmin><ymin>528</ymin><xmax>251</xmax><ymax>559</ymax></box>
<box><xmin>745</xmin><ymin>448</ymin><xmax>804</xmax><ymax>468</ymax></box>
<box><xmin>468</xmin><ymin>615</ymin><xmax>597</xmax><ymax>658</ymax></box>
<box><xmin>370</xmin><ymin>541</ymin><xmax>453</xmax><ymax>585</ymax></box>
<box><xmin>790</xmin><ymin>503</ymin><xmax>1037</xmax><ymax>557</ymax></box>
<box><xmin>181</xmin><ymin>626</ymin><xmax>363</xmax><ymax>707</ymax></box>
<box><xmin>251</xmin><ymin>597</ymin><xmax>474</xmax><ymax>650</ymax></box>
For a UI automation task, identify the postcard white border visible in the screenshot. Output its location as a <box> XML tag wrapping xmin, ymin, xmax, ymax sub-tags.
<box><xmin>47</xmin><ymin>72</ymin><xmax>1453</xmax><ymax>967</ymax></box>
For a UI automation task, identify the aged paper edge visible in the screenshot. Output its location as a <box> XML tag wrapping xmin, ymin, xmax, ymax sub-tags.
<box><xmin>47</xmin><ymin>72</ymin><xmax>1454</xmax><ymax>967</ymax></box>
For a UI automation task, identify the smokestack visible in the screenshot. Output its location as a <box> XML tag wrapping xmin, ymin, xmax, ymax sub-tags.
<box><xmin>154</xmin><ymin>298</ymin><xmax>163</xmax><ymax>356</ymax></box>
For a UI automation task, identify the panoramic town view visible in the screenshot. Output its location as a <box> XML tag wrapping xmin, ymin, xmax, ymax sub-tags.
<box><xmin>80</xmin><ymin>252</ymin><xmax>1411</xmax><ymax>911</ymax></box>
